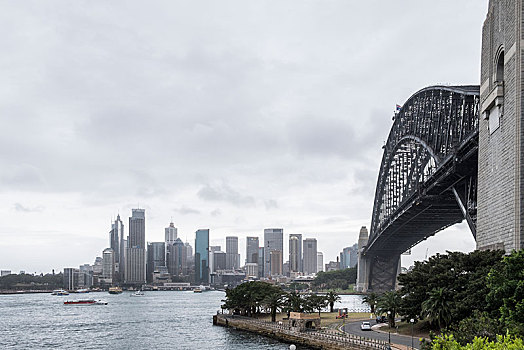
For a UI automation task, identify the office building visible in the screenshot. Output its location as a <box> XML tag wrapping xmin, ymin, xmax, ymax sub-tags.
<box><xmin>102</xmin><ymin>248</ymin><xmax>115</xmax><ymax>284</ymax></box>
<box><xmin>289</xmin><ymin>234</ymin><xmax>302</xmax><ymax>273</ymax></box>
<box><xmin>63</xmin><ymin>268</ymin><xmax>79</xmax><ymax>290</ymax></box>
<box><xmin>167</xmin><ymin>238</ymin><xmax>187</xmax><ymax>276</ymax></box>
<box><xmin>246</xmin><ymin>237</ymin><xmax>259</xmax><ymax>264</ymax></box>
<box><xmin>340</xmin><ymin>244</ymin><xmax>358</xmax><ymax>269</ymax></box>
<box><xmin>245</xmin><ymin>263</ymin><xmax>258</xmax><ymax>278</ymax></box>
<box><xmin>195</xmin><ymin>229</ymin><xmax>209</xmax><ymax>284</ymax></box>
<box><xmin>212</xmin><ymin>251</ymin><xmax>226</xmax><ymax>272</ymax></box>
<box><xmin>258</xmin><ymin>247</ymin><xmax>265</xmax><ymax>277</ymax></box>
<box><xmin>125</xmin><ymin>209</ymin><xmax>146</xmax><ymax>285</ymax></box>
<box><xmin>317</xmin><ymin>252</ymin><xmax>324</xmax><ymax>273</ymax></box>
<box><xmin>270</xmin><ymin>250</ymin><xmax>283</xmax><ymax>276</ymax></box>
<box><xmin>165</xmin><ymin>222</ymin><xmax>178</xmax><ymax>246</ymax></box>
<box><xmin>109</xmin><ymin>215</ymin><xmax>124</xmax><ymax>281</ymax></box>
<box><xmin>303</xmin><ymin>238</ymin><xmax>317</xmax><ymax>275</ymax></box>
<box><xmin>147</xmin><ymin>242</ymin><xmax>165</xmax><ymax>283</ymax></box>
<box><xmin>226</xmin><ymin>236</ymin><xmax>240</xmax><ymax>270</ymax></box>
<box><xmin>263</xmin><ymin>228</ymin><xmax>283</xmax><ymax>277</ymax></box>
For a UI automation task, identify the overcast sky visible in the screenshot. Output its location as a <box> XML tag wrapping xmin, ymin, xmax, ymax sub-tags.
<box><xmin>0</xmin><ymin>1</ymin><xmax>487</xmax><ymax>274</ymax></box>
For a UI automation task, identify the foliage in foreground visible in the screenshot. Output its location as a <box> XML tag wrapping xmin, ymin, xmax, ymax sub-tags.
<box><xmin>430</xmin><ymin>334</ymin><xmax>523</xmax><ymax>350</ymax></box>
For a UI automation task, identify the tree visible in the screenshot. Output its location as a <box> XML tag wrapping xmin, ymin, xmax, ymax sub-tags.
<box><xmin>222</xmin><ymin>281</ymin><xmax>280</xmax><ymax>316</ymax></box>
<box><xmin>421</xmin><ymin>287</ymin><xmax>453</xmax><ymax>330</ymax></box>
<box><xmin>376</xmin><ymin>291</ymin><xmax>402</xmax><ymax>327</ymax></box>
<box><xmin>284</xmin><ymin>291</ymin><xmax>306</xmax><ymax>315</ymax></box>
<box><xmin>263</xmin><ymin>289</ymin><xmax>286</xmax><ymax>322</ymax></box>
<box><xmin>450</xmin><ymin>311</ymin><xmax>503</xmax><ymax>345</ymax></box>
<box><xmin>306</xmin><ymin>294</ymin><xmax>328</xmax><ymax>318</ymax></box>
<box><xmin>312</xmin><ymin>267</ymin><xmax>357</xmax><ymax>290</ymax></box>
<box><xmin>325</xmin><ymin>290</ymin><xmax>340</xmax><ymax>312</ymax></box>
<box><xmin>397</xmin><ymin>250</ymin><xmax>504</xmax><ymax>324</ymax></box>
<box><xmin>362</xmin><ymin>292</ymin><xmax>379</xmax><ymax>314</ymax></box>
<box><xmin>486</xmin><ymin>250</ymin><xmax>524</xmax><ymax>337</ymax></box>
<box><xmin>430</xmin><ymin>334</ymin><xmax>524</xmax><ymax>350</ymax></box>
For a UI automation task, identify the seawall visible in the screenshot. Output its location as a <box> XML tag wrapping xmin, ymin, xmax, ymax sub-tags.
<box><xmin>213</xmin><ymin>314</ymin><xmax>389</xmax><ymax>350</ymax></box>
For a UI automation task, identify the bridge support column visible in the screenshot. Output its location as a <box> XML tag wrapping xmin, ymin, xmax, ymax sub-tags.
<box><xmin>366</xmin><ymin>253</ymin><xmax>400</xmax><ymax>293</ymax></box>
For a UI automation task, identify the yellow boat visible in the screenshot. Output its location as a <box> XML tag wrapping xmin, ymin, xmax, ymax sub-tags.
<box><xmin>108</xmin><ymin>286</ymin><xmax>123</xmax><ymax>294</ymax></box>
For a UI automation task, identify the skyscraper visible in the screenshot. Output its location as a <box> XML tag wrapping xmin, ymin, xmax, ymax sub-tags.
<box><xmin>125</xmin><ymin>209</ymin><xmax>146</xmax><ymax>285</ymax></box>
<box><xmin>226</xmin><ymin>236</ymin><xmax>240</xmax><ymax>270</ymax></box>
<box><xmin>264</xmin><ymin>228</ymin><xmax>283</xmax><ymax>277</ymax></box>
<box><xmin>146</xmin><ymin>242</ymin><xmax>165</xmax><ymax>283</ymax></box>
<box><xmin>109</xmin><ymin>215</ymin><xmax>124</xmax><ymax>281</ymax></box>
<box><xmin>246</xmin><ymin>237</ymin><xmax>259</xmax><ymax>265</ymax></box>
<box><xmin>258</xmin><ymin>247</ymin><xmax>265</xmax><ymax>277</ymax></box>
<box><xmin>167</xmin><ymin>238</ymin><xmax>187</xmax><ymax>276</ymax></box>
<box><xmin>303</xmin><ymin>238</ymin><xmax>317</xmax><ymax>275</ymax></box>
<box><xmin>270</xmin><ymin>250</ymin><xmax>283</xmax><ymax>276</ymax></box>
<box><xmin>317</xmin><ymin>252</ymin><xmax>324</xmax><ymax>273</ymax></box>
<box><xmin>165</xmin><ymin>222</ymin><xmax>177</xmax><ymax>246</ymax></box>
<box><xmin>102</xmin><ymin>248</ymin><xmax>115</xmax><ymax>285</ymax></box>
<box><xmin>195</xmin><ymin>229</ymin><xmax>209</xmax><ymax>284</ymax></box>
<box><xmin>289</xmin><ymin>234</ymin><xmax>302</xmax><ymax>273</ymax></box>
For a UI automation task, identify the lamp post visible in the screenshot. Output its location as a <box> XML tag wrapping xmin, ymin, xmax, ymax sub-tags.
<box><xmin>410</xmin><ymin>318</ymin><xmax>415</xmax><ymax>350</ymax></box>
<box><xmin>387</xmin><ymin>311</ymin><xmax>391</xmax><ymax>344</ymax></box>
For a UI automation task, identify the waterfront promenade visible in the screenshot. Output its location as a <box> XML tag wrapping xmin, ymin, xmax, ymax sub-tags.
<box><xmin>214</xmin><ymin>314</ymin><xmax>391</xmax><ymax>350</ymax></box>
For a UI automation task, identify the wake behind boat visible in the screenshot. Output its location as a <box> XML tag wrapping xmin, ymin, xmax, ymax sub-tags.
<box><xmin>130</xmin><ymin>290</ymin><xmax>145</xmax><ymax>297</ymax></box>
<box><xmin>64</xmin><ymin>299</ymin><xmax>108</xmax><ymax>305</ymax></box>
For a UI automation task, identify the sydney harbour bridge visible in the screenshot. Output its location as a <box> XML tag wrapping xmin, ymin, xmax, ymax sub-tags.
<box><xmin>359</xmin><ymin>86</ymin><xmax>480</xmax><ymax>292</ymax></box>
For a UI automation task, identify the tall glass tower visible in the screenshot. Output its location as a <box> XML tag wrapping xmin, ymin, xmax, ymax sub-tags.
<box><xmin>194</xmin><ymin>229</ymin><xmax>209</xmax><ymax>284</ymax></box>
<box><xmin>125</xmin><ymin>209</ymin><xmax>146</xmax><ymax>285</ymax></box>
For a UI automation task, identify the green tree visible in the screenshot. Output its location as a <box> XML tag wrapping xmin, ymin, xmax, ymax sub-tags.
<box><xmin>398</xmin><ymin>250</ymin><xmax>504</xmax><ymax>325</ymax></box>
<box><xmin>325</xmin><ymin>290</ymin><xmax>340</xmax><ymax>312</ymax></box>
<box><xmin>263</xmin><ymin>289</ymin><xmax>286</xmax><ymax>322</ymax></box>
<box><xmin>376</xmin><ymin>291</ymin><xmax>402</xmax><ymax>327</ymax></box>
<box><xmin>362</xmin><ymin>292</ymin><xmax>379</xmax><ymax>314</ymax></box>
<box><xmin>430</xmin><ymin>333</ymin><xmax>524</xmax><ymax>350</ymax></box>
<box><xmin>422</xmin><ymin>287</ymin><xmax>453</xmax><ymax>330</ymax></box>
<box><xmin>222</xmin><ymin>281</ymin><xmax>280</xmax><ymax>317</ymax></box>
<box><xmin>312</xmin><ymin>267</ymin><xmax>357</xmax><ymax>290</ymax></box>
<box><xmin>450</xmin><ymin>311</ymin><xmax>503</xmax><ymax>345</ymax></box>
<box><xmin>306</xmin><ymin>294</ymin><xmax>328</xmax><ymax>318</ymax></box>
<box><xmin>284</xmin><ymin>291</ymin><xmax>305</xmax><ymax>315</ymax></box>
<box><xmin>486</xmin><ymin>250</ymin><xmax>524</xmax><ymax>337</ymax></box>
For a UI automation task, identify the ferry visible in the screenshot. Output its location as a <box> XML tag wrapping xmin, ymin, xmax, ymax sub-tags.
<box><xmin>130</xmin><ymin>290</ymin><xmax>145</xmax><ymax>297</ymax></box>
<box><xmin>51</xmin><ymin>289</ymin><xmax>69</xmax><ymax>296</ymax></box>
<box><xmin>64</xmin><ymin>299</ymin><xmax>108</xmax><ymax>305</ymax></box>
<box><xmin>193</xmin><ymin>287</ymin><xmax>203</xmax><ymax>293</ymax></box>
<box><xmin>108</xmin><ymin>286</ymin><xmax>123</xmax><ymax>294</ymax></box>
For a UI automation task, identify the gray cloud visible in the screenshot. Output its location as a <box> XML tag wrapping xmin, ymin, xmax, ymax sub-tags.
<box><xmin>173</xmin><ymin>206</ymin><xmax>201</xmax><ymax>215</ymax></box>
<box><xmin>198</xmin><ymin>183</ymin><xmax>256</xmax><ymax>208</ymax></box>
<box><xmin>13</xmin><ymin>203</ymin><xmax>44</xmax><ymax>213</ymax></box>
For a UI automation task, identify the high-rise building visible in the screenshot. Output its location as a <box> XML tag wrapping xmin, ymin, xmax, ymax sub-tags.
<box><xmin>63</xmin><ymin>268</ymin><xmax>79</xmax><ymax>290</ymax></box>
<box><xmin>270</xmin><ymin>250</ymin><xmax>283</xmax><ymax>276</ymax></box>
<box><xmin>289</xmin><ymin>234</ymin><xmax>302</xmax><ymax>273</ymax></box>
<box><xmin>317</xmin><ymin>252</ymin><xmax>324</xmax><ymax>273</ymax></box>
<box><xmin>258</xmin><ymin>247</ymin><xmax>265</xmax><ymax>277</ymax></box>
<box><xmin>246</xmin><ymin>237</ymin><xmax>259</xmax><ymax>264</ymax></box>
<box><xmin>102</xmin><ymin>248</ymin><xmax>115</xmax><ymax>284</ymax></box>
<box><xmin>165</xmin><ymin>222</ymin><xmax>177</xmax><ymax>246</ymax></box>
<box><xmin>212</xmin><ymin>251</ymin><xmax>226</xmax><ymax>272</ymax></box>
<box><xmin>147</xmin><ymin>242</ymin><xmax>165</xmax><ymax>283</ymax></box>
<box><xmin>263</xmin><ymin>228</ymin><xmax>283</xmax><ymax>277</ymax></box>
<box><xmin>340</xmin><ymin>244</ymin><xmax>358</xmax><ymax>269</ymax></box>
<box><xmin>167</xmin><ymin>238</ymin><xmax>187</xmax><ymax>276</ymax></box>
<box><xmin>125</xmin><ymin>209</ymin><xmax>146</xmax><ymax>285</ymax></box>
<box><xmin>303</xmin><ymin>238</ymin><xmax>317</xmax><ymax>275</ymax></box>
<box><xmin>226</xmin><ymin>236</ymin><xmax>240</xmax><ymax>270</ymax></box>
<box><xmin>245</xmin><ymin>263</ymin><xmax>258</xmax><ymax>278</ymax></box>
<box><xmin>195</xmin><ymin>229</ymin><xmax>209</xmax><ymax>284</ymax></box>
<box><xmin>109</xmin><ymin>215</ymin><xmax>124</xmax><ymax>281</ymax></box>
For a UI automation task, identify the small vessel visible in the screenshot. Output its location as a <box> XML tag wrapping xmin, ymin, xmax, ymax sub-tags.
<box><xmin>130</xmin><ymin>290</ymin><xmax>145</xmax><ymax>297</ymax></box>
<box><xmin>64</xmin><ymin>299</ymin><xmax>107</xmax><ymax>305</ymax></box>
<box><xmin>76</xmin><ymin>289</ymin><xmax>89</xmax><ymax>293</ymax></box>
<box><xmin>51</xmin><ymin>289</ymin><xmax>69</xmax><ymax>296</ymax></box>
<box><xmin>108</xmin><ymin>286</ymin><xmax>123</xmax><ymax>294</ymax></box>
<box><xmin>193</xmin><ymin>288</ymin><xmax>202</xmax><ymax>293</ymax></box>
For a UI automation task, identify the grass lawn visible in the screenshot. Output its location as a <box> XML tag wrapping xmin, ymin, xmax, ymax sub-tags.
<box><xmin>255</xmin><ymin>311</ymin><xmax>372</xmax><ymax>327</ymax></box>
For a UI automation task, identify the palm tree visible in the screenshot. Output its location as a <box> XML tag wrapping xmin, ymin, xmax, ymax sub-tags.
<box><xmin>284</xmin><ymin>291</ymin><xmax>305</xmax><ymax>316</ymax></box>
<box><xmin>263</xmin><ymin>290</ymin><xmax>286</xmax><ymax>322</ymax></box>
<box><xmin>325</xmin><ymin>290</ymin><xmax>341</xmax><ymax>312</ymax></box>
<box><xmin>306</xmin><ymin>294</ymin><xmax>328</xmax><ymax>318</ymax></box>
<box><xmin>362</xmin><ymin>292</ymin><xmax>379</xmax><ymax>314</ymax></box>
<box><xmin>421</xmin><ymin>287</ymin><xmax>452</xmax><ymax>330</ymax></box>
<box><xmin>376</xmin><ymin>291</ymin><xmax>402</xmax><ymax>327</ymax></box>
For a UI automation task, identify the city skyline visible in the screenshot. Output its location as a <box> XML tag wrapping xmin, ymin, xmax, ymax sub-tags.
<box><xmin>0</xmin><ymin>1</ymin><xmax>484</xmax><ymax>273</ymax></box>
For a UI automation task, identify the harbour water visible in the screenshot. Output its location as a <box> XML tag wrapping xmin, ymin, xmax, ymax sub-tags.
<box><xmin>0</xmin><ymin>291</ymin><xmax>367</xmax><ymax>349</ymax></box>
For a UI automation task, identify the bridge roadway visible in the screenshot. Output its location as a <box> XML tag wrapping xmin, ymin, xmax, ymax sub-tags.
<box><xmin>342</xmin><ymin>319</ymin><xmax>422</xmax><ymax>350</ymax></box>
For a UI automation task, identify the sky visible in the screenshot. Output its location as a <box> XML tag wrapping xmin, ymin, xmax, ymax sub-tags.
<box><xmin>0</xmin><ymin>1</ymin><xmax>487</xmax><ymax>274</ymax></box>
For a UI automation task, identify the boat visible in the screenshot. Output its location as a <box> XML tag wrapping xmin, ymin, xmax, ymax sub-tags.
<box><xmin>130</xmin><ymin>290</ymin><xmax>145</xmax><ymax>297</ymax></box>
<box><xmin>193</xmin><ymin>288</ymin><xmax>202</xmax><ymax>293</ymax></box>
<box><xmin>108</xmin><ymin>286</ymin><xmax>123</xmax><ymax>294</ymax></box>
<box><xmin>51</xmin><ymin>289</ymin><xmax>69</xmax><ymax>296</ymax></box>
<box><xmin>63</xmin><ymin>299</ymin><xmax>107</xmax><ymax>305</ymax></box>
<box><xmin>76</xmin><ymin>289</ymin><xmax>89</xmax><ymax>293</ymax></box>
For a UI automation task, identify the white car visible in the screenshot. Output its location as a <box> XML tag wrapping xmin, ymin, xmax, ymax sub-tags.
<box><xmin>360</xmin><ymin>321</ymin><xmax>372</xmax><ymax>331</ymax></box>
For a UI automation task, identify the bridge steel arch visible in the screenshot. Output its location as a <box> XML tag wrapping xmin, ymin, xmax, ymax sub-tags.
<box><xmin>361</xmin><ymin>86</ymin><xmax>480</xmax><ymax>292</ymax></box>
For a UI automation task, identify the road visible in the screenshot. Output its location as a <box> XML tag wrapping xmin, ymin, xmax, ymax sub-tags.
<box><xmin>341</xmin><ymin>320</ymin><xmax>422</xmax><ymax>350</ymax></box>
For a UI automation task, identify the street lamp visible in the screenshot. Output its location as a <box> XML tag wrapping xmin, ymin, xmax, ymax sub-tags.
<box><xmin>387</xmin><ymin>311</ymin><xmax>391</xmax><ymax>344</ymax></box>
<box><xmin>410</xmin><ymin>318</ymin><xmax>415</xmax><ymax>350</ymax></box>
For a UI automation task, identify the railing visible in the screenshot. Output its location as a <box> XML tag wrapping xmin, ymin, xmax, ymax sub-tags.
<box><xmin>220</xmin><ymin>314</ymin><xmax>389</xmax><ymax>350</ymax></box>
